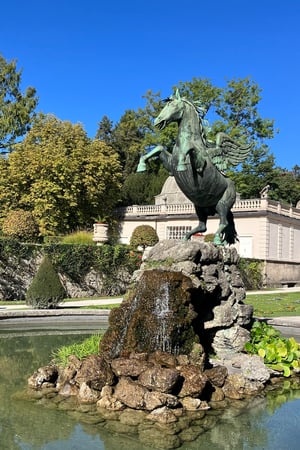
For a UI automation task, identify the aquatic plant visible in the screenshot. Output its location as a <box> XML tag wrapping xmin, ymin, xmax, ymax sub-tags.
<box><xmin>245</xmin><ymin>321</ymin><xmax>300</xmax><ymax>377</ymax></box>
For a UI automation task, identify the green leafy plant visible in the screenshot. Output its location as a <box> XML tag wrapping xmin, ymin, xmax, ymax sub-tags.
<box><xmin>245</xmin><ymin>321</ymin><xmax>300</xmax><ymax>377</ymax></box>
<box><xmin>130</xmin><ymin>225</ymin><xmax>159</xmax><ymax>249</ymax></box>
<box><xmin>26</xmin><ymin>255</ymin><xmax>66</xmax><ymax>309</ymax></box>
<box><xmin>52</xmin><ymin>334</ymin><xmax>102</xmax><ymax>367</ymax></box>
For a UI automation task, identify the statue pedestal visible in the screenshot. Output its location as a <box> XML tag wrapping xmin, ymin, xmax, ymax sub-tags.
<box><xmin>100</xmin><ymin>240</ymin><xmax>253</xmax><ymax>358</ymax></box>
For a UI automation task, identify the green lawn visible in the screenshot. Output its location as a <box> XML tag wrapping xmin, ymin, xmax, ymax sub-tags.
<box><xmin>2</xmin><ymin>291</ymin><xmax>300</xmax><ymax>318</ymax></box>
<box><xmin>245</xmin><ymin>291</ymin><xmax>300</xmax><ymax>317</ymax></box>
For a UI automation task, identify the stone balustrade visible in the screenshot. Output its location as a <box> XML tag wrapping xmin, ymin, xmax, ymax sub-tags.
<box><xmin>117</xmin><ymin>198</ymin><xmax>300</xmax><ymax>220</ymax></box>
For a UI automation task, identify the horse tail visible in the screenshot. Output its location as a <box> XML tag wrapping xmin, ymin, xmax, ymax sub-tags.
<box><xmin>224</xmin><ymin>210</ymin><xmax>238</xmax><ymax>244</ymax></box>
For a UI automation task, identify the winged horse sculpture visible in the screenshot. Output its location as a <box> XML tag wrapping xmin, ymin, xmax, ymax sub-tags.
<box><xmin>137</xmin><ymin>90</ymin><xmax>251</xmax><ymax>245</ymax></box>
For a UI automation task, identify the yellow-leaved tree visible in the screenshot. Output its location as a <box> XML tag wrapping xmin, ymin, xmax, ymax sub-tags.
<box><xmin>0</xmin><ymin>114</ymin><xmax>122</xmax><ymax>236</ymax></box>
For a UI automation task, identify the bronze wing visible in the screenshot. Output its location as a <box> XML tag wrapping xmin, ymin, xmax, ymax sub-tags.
<box><xmin>208</xmin><ymin>132</ymin><xmax>252</xmax><ymax>171</ymax></box>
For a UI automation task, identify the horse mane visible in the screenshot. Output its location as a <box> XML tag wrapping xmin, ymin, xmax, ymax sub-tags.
<box><xmin>181</xmin><ymin>98</ymin><xmax>209</xmax><ymax>146</ymax></box>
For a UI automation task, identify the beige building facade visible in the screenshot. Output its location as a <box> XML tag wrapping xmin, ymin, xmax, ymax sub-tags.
<box><xmin>94</xmin><ymin>177</ymin><xmax>300</xmax><ymax>286</ymax></box>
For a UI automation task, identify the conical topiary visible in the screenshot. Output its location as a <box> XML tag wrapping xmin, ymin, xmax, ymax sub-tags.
<box><xmin>26</xmin><ymin>255</ymin><xmax>66</xmax><ymax>309</ymax></box>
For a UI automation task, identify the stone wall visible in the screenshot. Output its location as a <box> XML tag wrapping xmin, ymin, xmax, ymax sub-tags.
<box><xmin>0</xmin><ymin>253</ymin><xmax>131</xmax><ymax>301</ymax></box>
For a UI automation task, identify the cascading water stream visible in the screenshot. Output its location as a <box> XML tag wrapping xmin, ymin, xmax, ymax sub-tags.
<box><xmin>154</xmin><ymin>282</ymin><xmax>173</xmax><ymax>353</ymax></box>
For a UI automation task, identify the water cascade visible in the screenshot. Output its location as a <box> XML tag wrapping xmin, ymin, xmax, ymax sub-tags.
<box><xmin>26</xmin><ymin>240</ymin><xmax>297</xmax><ymax>450</ymax></box>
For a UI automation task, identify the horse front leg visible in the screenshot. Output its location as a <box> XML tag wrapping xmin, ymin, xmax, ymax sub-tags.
<box><xmin>137</xmin><ymin>145</ymin><xmax>164</xmax><ymax>172</ymax></box>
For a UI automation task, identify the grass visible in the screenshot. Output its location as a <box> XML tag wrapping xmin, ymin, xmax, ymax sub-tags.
<box><xmin>245</xmin><ymin>291</ymin><xmax>300</xmax><ymax>317</ymax></box>
<box><xmin>2</xmin><ymin>291</ymin><xmax>300</xmax><ymax>318</ymax></box>
<box><xmin>61</xmin><ymin>231</ymin><xmax>94</xmax><ymax>245</ymax></box>
<box><xmin>80</xmin><ymin>304</ymin><xmax>119</xmax><ymax>310</ymax></box>
<box><xmin>51</xmin><ymin>333</ymin><xmax>102</xmax><ymax>367</ymax></box>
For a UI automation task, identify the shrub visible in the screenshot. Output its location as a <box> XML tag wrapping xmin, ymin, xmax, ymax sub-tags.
<box><xmin>2</xmin><ymin>209</ymin><xmax>39</xmax><ymax>242</ymax></box>
<box><xmin>61</xmin><ymin>231</ymin><xmax>94</xmax><ymax>245</ymax></box>
<box><xmin>238</xmin><ymin>258</ymin><xmax>263</xmax><ymax>290</ymax></box>
<box><xmin>130</xmin><ymin>225</ymin><xmax>159</xmax><ymax>250</ymax></box>
<box><xmin>26</xmin><ymin>255</ymin><xmax>66</xmax><ymax>309</ymax></box>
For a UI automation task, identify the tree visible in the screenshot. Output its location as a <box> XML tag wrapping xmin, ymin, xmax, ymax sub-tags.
<box><xmin>112</xmin><ymin>109</ymin><xmax>145</xmax><ymax>178</ymax></box>
<box><xmin>95</xmin><ymin>115</ymin><xmax>114</xmax><ymax>144</ymax></box>
<box><xmin>0</xmin><ymin>54</ymin><xmax>38</xmax><ymax>152</ymax></box>
<box><xmin>121</xmin><ymin>164</ymin><xmax>168</xmax><ymax>205</ymax></box>
<box><xmin>108</xmin><ymin>77</ymin><xmax>278</xmax><ymax>205</ymax></box>
<box><xmin>132</xmin><ymin>77</ymin><xmax>281</xmax><ymax>203</ymax></box>
<box><xmin>130</xmin><ymin>225</ymin><xmax>159</xmax><ymax>249</ymax></box>
<box><xmin>0</xmin><ymin>114</ymin><xmax>122</xmax><ymax>235</ymax></box>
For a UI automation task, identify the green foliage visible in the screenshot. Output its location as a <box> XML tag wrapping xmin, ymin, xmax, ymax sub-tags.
<box><xmin>45</xmin><ymin>243</ymin><xmax>142</xmax><ymax>285</ymax></box>
<box><xmin>45</xmin><ymin>244</ymin><xmax>96</xmax><ymax>282</ymax></box>
<box><xmin>0</xmin><ymin>114</ymin><xmax>122</xmax><ymax>235</ymax></box>
<box><xmin>0</xmin><ymin>237</ymin><xmax>38</xmax><ymax>261</ymax></box>
<box><xmin>26</xmin><ymin>255</ymin><xmax>66</xmax><ymax>309</ymax></box>
<box><xmin>115</xmin><ymin>77</ymin><xmax>298</xmax><ymax>205</ymax></box>
<box><xmin>61</xmin><ymin>231</ymin><xmax>94</xmax><ymax>245</ymax></box>
<box><xmin>2</xmin><ymin>209</ymin><xmax>39</xmax><ymax>241</ymax></box>
<box><xmin>121</xmin><ymin>164</ymin><xmax>168</xmax><ymax>205</ymax></box>
<box><xmin>245</xmin><ymin>321</ymin><xmax>300</xmax><ymax>377</ymax></box>
<box><xmin>130</xmin><ymin>225</ymin><xmax>159</xmax><ymax>249</ymax></box>
<box><xmin>0</xmin><ymin>54</ymin><xmax>38</xmax><ymax>152</ymax></box>
<box><xmin>238</xmin><ymin>258</ymin><xmax>263</xmax><ymax>290</ymax></box>
<box><xmin>52</xmin><ymin>334</ymin><xmax>102</xmax><ymax>367</ymax></box>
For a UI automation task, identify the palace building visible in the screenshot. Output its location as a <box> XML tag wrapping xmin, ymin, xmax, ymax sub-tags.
<box><xmin>94</xmin><ymin>177</ymin><xmax>300</xmax><ymax>287</ymax></box>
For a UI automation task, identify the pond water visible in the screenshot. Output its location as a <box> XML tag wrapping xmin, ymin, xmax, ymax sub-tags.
<box><xmin>1</xmin><ymin>327</ymin><xmax>300</xmax><ymax>450</ymax></box>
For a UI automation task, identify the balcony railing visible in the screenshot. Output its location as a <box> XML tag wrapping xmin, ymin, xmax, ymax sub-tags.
<box><xmin>117</xmin><ymin>198</ymin><xmax>300</xmax><ymax>220</ymax></box>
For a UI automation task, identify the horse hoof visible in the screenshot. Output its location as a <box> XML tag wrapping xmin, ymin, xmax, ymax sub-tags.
<box><xmin>137</xmin><ymin>161</ymin><xmax>147</xmax><ymax>172</ymax></box>
<box><xmin>213</xmin><ymin>235</ymin><xmax>223</xmax><ymax>246</ymax></box>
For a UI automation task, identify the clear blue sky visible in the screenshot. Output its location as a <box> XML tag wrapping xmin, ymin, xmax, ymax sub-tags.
<box><xmin>1</xmin><ymin>0</ymin><xmax>299</xmax><ymax>170</ymax></box>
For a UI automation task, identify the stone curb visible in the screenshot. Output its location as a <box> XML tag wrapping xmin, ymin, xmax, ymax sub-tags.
<box><xmin>266</xmin><ymin>317</ymin><xmax>300</xmax><ymax>328</ymax></box>
<box><xmin>0</xmin><ymin>309</ymin><xmax>110</xmax><ymax>320</ymax></box>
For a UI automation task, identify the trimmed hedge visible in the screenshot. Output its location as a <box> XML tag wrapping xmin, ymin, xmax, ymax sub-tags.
<box><xmin>26</xmin><ymin>255</ymin><xmax>66</xmax><ymax>309</ymax></box>
<box><xmin>2</xmin><ymin>209</ymin><xmax>39</xmax><ymax>242</ymax></box>
<box><xmin>130</xmin><ymin>225</ymin><xmax>159</xmax><ymax>249</ymax></box>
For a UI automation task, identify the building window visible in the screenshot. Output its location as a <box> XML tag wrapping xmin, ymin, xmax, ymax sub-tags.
<box><xmin>166</xmin><ymin>226</ymin><xmax>192</xmax><ymax>240</ymax></box>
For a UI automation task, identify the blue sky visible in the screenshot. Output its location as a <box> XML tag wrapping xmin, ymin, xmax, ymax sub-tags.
<box><xmin>1</xmin><ymin>0</ymin><xmax>299</xmax><ymax>170</ymax></box>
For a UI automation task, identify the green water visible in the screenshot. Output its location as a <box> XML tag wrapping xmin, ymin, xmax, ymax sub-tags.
<box><xmin>1</xmin><ymin>329</ymin><xmax>300</xmax><ymax>450</ymax></box>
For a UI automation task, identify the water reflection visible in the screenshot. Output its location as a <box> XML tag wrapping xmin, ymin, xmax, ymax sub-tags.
<box><xmin>1</xmin><ymin>330</ymin><xmax>300</xmax><ymax>450</ymax></box>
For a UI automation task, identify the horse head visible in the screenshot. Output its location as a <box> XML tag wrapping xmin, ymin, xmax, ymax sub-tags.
<box><xmin>154</xmin><ymin>89</ymin><xmax>185</xmax><ymax>130</ymax></box>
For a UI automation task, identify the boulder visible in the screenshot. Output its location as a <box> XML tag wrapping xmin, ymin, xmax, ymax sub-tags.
<box><xmin>138</xmin><ymin>367</ymin><xmax>181</xmax><ymax>393</ymax></box>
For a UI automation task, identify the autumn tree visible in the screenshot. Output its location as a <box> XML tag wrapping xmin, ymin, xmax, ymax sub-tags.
<box><xmin>0</xmin><ymin>54</ymin><xmax>38</xmax><ymax>152</ymax></box>
<box><xmin>0</xmin><ymin>114</ymin><xmax>122</xmax><ymax>235</ymax></box>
